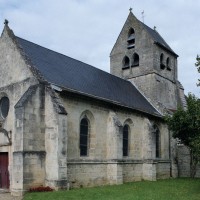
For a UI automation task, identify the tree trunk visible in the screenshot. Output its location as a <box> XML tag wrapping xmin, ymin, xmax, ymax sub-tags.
<box><xmin>190</xmin><ymin>151</ymin><xmax>197</xmax><ymax>178</ymax></box>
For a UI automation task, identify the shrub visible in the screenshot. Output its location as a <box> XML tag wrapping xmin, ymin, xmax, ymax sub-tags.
<box><xmin>29</xmin><ymin>186</ymin><xmax>54</xmax><ymax>192</ymax></box>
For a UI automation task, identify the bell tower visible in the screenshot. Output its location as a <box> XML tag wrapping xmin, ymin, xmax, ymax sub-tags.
<box><xmin>110</xmin><ymin>10</ymin><xmax>184</xmax><ymax>113</ymax></box>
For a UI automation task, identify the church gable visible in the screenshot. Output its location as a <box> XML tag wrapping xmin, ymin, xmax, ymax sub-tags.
<box><xmin>110</xmin><ymin>11</ymin><xmax>156</xmax><ymax>78</ymax></box>
<box><xmin>110</xmin><ymin>11</ymin><xmax>150</xmax><ymax>56</ymax></box>
<box><xmin>0</xmin><ymin>22</ymin><xmax>36</xmax><ymax>88</ymax></box>
<box><xmin>110</xmin><ymin>11</ymin><xmax>177</xmax><ymax>81</ymax></box>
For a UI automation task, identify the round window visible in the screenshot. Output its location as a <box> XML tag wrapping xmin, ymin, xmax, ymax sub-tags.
<box><xmin>0</xmin><ymin>97</ymin><xmax>10</xmax><ymax>119</ymax></box>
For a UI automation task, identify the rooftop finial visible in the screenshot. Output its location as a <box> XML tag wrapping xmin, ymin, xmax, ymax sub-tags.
<box><xmin>154</xmin><ymin>26</ymin><xmax>156</xmax><ymax>31</ymax></box>
<box><xmin>141</xmin><ymin>10</ymin><xmax>145</xmax><ymax>23</ymax></box>
<box><xmin>129</xmin><ymin>7</ymin><xmax>132</xmax><ymax>12</ymax></box>
<box><xmin>4</xmin><ymin>19</ymin><xmax>9</xmax><ymax>25</ymax></box>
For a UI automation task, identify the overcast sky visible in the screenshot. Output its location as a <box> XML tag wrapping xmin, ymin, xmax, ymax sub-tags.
<box><xmin>0</xmin><ymin>0</ymin><xmax>199</xmax><ymax>97</ymax></box>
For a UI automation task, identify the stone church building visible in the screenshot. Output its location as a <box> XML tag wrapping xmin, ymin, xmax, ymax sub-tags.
<box><xmin>0</xmin><ymin>11</ymin><xmax>186</xmax><ymax>195</ymax></box>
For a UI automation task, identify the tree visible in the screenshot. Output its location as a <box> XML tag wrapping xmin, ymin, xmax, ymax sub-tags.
<box><xmin>165</xmin><ymin>93</ymin><xmax>200</xmax><ymax>177</ymax></box>
<box><xmin>195</xmin><ymin>55</ymin><xmax>200</xmax><ymax>86</ymax></box>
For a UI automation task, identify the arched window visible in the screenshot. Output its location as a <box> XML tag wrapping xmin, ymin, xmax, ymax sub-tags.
<box><xmin>132</xmin><ymin>53</ymin><xmax>139</xmax><ymax>67</ymax></box>
<box><xmin>127</xmin><ymin>28</ymin><xmax>135</xmax><ymax>49</ymax></box>
<box><xmin>80</xmin><ymin>118</ymin><xmax>89</xmax><ymax>156</ymax></box>
<box><xmin>122</xmin><ymin>56</ymin><xmax>130</xmax><ymax>69</ymax></box>
<box><xmin>166</xmin><ymin>57</ymin><xmax>171</xmax><ymax>71</ymax></box>
<box><xmin>160</xmin><ymin>53</ymin><xmax>165</xmax><ymax>70</ymax></box>
<box><xmin>154</xmin><ymin>125</ymin><xmax>161</xmax><ymax>158</ymax></box>
<box><xmin>0</xmin><ymin>97</ymin><xmax>9</xmax><ymax>119</ymax></box>
<box><xmin>123</xmin><ymin>125</ymin><xmax>129</xmax><ymax>157</ymax></box>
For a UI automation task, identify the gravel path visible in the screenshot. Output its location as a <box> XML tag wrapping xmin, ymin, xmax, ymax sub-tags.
<box><xmin>0</xmin><ymin>191</ymin><xmax>23</xmax><ymax>200</ymax></box>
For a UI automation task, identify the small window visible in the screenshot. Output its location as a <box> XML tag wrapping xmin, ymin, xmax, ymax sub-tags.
<box><xmin>123</xmin><ymin>125</ymin><xmax>129</xmax><ymax>157</ymax></box>
<box><xmin>166</xmin><ymin>57</ymin><xmax>171</xmax><ymax>71</ymax></box>
<box><xmin>160</xmin><ymin>53</ymin><xmax>165</xmax><ymax>70</ymax></box>
<box><xmin>127</xmin><ymin>28</ymin><xmax>135</xmax><ymax>49</ymax></box>
<box><xmin>132</xmin><ymin>53</ymin><xmax>139</xmax><ymax>67</ymax></box>
<box><xmin>80</xmin><ymin>118</ymin><xmax>89</xmax><ymax>156</ymax></box>
<box><xmin>154</xmin><ymin>125</ymin><xmax>161</xmax><ymax>158</ymax></box>
<box><xmin>122</xmin><ymin>56</ymin><xmax>130</xmax><ymax>69</ymax></box>
<box><xmin>0</xmin><ymin>97</ymin><xmax>9</xmax><ymax>119</ymax></box>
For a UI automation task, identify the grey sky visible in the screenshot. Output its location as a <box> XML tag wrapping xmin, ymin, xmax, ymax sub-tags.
<box><xmin>0</xmin><ymin>0</ymin><xmax>199</xmax><ymax>97</ymax></box>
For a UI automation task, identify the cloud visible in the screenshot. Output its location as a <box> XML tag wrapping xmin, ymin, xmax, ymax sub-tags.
<box><xmin>0</xmin><ymin>0</ymin><xmax>199</xmax><ymax>97</ymax></box>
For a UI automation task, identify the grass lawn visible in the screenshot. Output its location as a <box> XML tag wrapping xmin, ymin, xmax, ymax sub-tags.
<box><xmin>24</xmin><ymin>178</ymin><xmax>200</xmax><ymax>200</ymax></box>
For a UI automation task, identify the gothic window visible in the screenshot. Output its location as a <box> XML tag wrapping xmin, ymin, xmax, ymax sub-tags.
<box><xmin>80</xmin><ymin>117</ymin><xmax>89</xmax><ymax>156</ymax></box>
<box><xmin>154</xmin><ymin>125</ymin><xmax>161</xmax><ymax>158</ymax></box>
<box><xmin>122</xmin><ymin>56</ymin><xmax>130</xmax><ymax>69</ymax></box>
<box><xmin>127</xmin><ymin>28</ymin><xmax>135</xmax><ymax>49</ymax></box>
<box><xmin>0</xmin><ymin>97</ymin><xmax>9</xmax><ymax>119</ymax></box>
<box><xmin>123</xmin><ymin>124</ymin><xmax>129</xmax><ymax>157</ymax></box>
<box><xmin>160</xmin><ymin>53</ymin><xmax>165</xmax><ymax>70</ymax></box>
<box><xmin>166</xmin><ymin>57</ymin><xmax>171</xmax><ymax>71</ymax></box>
<box><xmin>132</xmin><ymin>53</ymin><xmax>139</xmax><ymax>67</ymax></box>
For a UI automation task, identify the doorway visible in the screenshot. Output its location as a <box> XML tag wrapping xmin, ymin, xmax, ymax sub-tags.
<box><xmin>0</xmin><ymin>152</ymin><xmax>9</xmax><ymax>189</ymax></box>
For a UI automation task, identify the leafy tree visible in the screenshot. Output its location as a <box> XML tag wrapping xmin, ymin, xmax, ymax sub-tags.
<box><xmin>195</xmin><ymin>55</ymin><xmax>200</xmax><ymax>86</ymax></box>
<box><xmin>165</xmin><ymin>93</ymin><xmax>200</xmax><ymax>177</ymax></box>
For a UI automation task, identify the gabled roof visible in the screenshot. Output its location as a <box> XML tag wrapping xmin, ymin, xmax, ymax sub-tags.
<box><xmin>110</xmin><ymin>11</ymin><xmax>177</xmax><ymax>57</ymax></box>
<box><xmin>141</xmin><ymin>22</ymin><xmax>178</xmax><ymax>57</ymax></box>
<box><xmin>15</xmin><ymin>37</ymin><xmax>161</xmax><ymax>117</ymax></box>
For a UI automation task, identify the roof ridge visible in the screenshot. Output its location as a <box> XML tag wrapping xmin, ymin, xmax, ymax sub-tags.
<box><xmin>16</xmin><ymin>36</ymin><xmax>133</xmax><ymax>85</ymax></box>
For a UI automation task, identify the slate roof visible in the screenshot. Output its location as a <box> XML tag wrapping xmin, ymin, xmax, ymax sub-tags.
<box><xmin>141</xmin><ymin>22</ymin><xmax>178</xmax><ymax>57</ymax></box>
<box><xmin>16</xmin><ymin>37</ymin><xmax>161</xmax><ymax>117</ymax></box>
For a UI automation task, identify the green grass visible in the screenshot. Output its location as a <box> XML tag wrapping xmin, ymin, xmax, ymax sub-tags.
<box><xmin>24</xmin><ymin>178</ymin><xmax>200</xmax><ymax>200</ymax></box>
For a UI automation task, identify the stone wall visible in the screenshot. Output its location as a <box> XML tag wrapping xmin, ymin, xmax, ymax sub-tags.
<box><xmin>130</xmin><ymin>74</ymin><xmax>178</xmax><ymax>113</ymax></box>
<box><xmin>23</xmin><ymin>152</ymin><xmax>45</xmax><ymax>187</ymax></box>
<box><xmin>174</xmin><ymin>145</ymin><xmax>200</xmax><ymax>178</ymax></box>
<box><xmin>45</xmin><ymin>88</ymin><xmax>68</xmax><ymax>189</ymax></box>
<box><xmin>67</xmin><ymin>163</ymin><xmax>108</xmax><ymax>188</ymax></box>
<box><xmin>177</xmin><ymin>145</ymin><xmax>190</xmax><ymax>177</ymax></box>
<box><xmin>13</xmin><ymin>85</ymin><xmax>46</xmax><ymax>195</ymax></box>
<box><xmin>122</xmin><ymin>162</ymin><xmax>143</xmax><ymax>182</ymax></box>
<box><xmin>156</xmin><ymin>161</ymin><xmax>170</xmax><ymax>179</ymax></box>
<box><xmin>60</xmin><ymin>91</ymin><xmax>171</xmax><ymax>188</ymax></box>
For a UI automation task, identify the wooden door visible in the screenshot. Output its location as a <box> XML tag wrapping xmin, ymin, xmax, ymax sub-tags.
<box><xmin>0</xmin><ymin>152</ymin><xmax>9</xmax><ymax>189</ymax></box>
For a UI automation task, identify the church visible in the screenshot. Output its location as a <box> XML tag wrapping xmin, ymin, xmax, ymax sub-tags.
<box><xmin>0</xmin><ymin>11</ymin><xmax>186</xmax><ymax>196</ymax></box>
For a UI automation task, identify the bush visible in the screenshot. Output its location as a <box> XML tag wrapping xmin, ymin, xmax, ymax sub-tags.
<box><xmin>29</xmin><ymin>186</ymin><xmax>54</xmax><ymax>192</ymax></box>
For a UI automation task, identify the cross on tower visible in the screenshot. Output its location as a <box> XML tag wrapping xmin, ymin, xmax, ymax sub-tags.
<box><xmin>129</xmin><ymin>7</ymin><xmax>132</xmax><ymax>12</ymax></box>
<box><xmin>4</xmin><ymin>19</ymin><xmax>9</xmax><ymax>25</ymax></box>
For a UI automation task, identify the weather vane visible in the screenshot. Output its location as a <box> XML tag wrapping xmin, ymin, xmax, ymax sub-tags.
<box><xmin>141</xmin><ymin>10</ymin><xmax>145</xmax><ymax>23</ymax></box>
